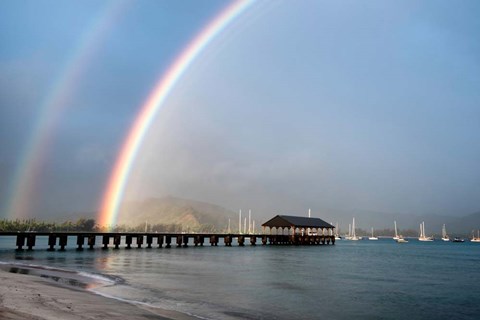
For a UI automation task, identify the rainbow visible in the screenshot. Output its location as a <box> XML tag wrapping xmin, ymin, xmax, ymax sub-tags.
<box><xmin>5</xmin><ymin>1</ymin><xmax>130</xmax><ymax>219</ymax></box>
<box><xmin>99</xmin><ymin>0</ymin><xmax>255</xmax><ymax>227</ymax></box>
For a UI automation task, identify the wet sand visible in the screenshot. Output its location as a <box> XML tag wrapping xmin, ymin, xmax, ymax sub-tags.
<box><xmin>0</xmin><ymin>266</ymin><xmax>193</xmax><ymax>320</ymax></box>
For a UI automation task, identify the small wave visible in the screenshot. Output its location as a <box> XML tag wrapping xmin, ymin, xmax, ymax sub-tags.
<box><xmin>89</xmin><ymin>288</ymin><xmax>208</xmax><ymax>320</ymax></box>
<box><xmin>78</xmin><ymin>271</ymin><xmax>123</xmax><ymax>285</ymax></box>
<box><xmin>0</xmin><ymin>261</ymin><xmax>76</xmax><ymax>273</ymax></box>
<box><xmin>0</xmin><ymin>260</ymin><xmax>123</xmax><ymax>288</ymax></box>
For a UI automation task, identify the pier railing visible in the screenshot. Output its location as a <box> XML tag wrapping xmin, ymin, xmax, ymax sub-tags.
<box><xmin>0</xmin><ymin>232</ymin><xmax>335</xmax><ymax>250</ymax></box>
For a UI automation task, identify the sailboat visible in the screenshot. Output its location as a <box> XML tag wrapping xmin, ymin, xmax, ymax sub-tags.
<box><xmin>441</xmin><ymin>224</ymin><xmax>450</xmax><ymax>242</ymax></box>
<box><xmin>396</xmin><ymin>237</ymin><xmax>408</xmax><ymax>243</ymax></box>
<box><xmin>345</xmin><ymin>223</ymin><xmax>352</xmax><ymax>240</ymax></box>
<box><xmin>368</xmin><ymin>227</ymin><xmax>378</xmax><ymax>240</ymax></box>
<box><xmin>393</xmin><ymin>221</ymin><xmax>399</xmax><ymax>240</ymax></box>
<box><xmin>349</xmin><ymin>218</ymin><xmax>360</xmax><ymax>241</ymax></box>
<box><xmin>418</xmin><ymin>221</ymin><xmax>434</xmax><ymax>241</ymax></box>
<box><xmin>471</xmin><ymin>230</ymin><xmax>480</xmax><ymax>243</ymax></box>
<box><xmin>334</xmin><ymin>222</ymin><xmax>342</xmax><ymax>240</ymax></box>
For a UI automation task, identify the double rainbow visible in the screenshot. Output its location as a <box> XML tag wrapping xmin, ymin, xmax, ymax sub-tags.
<box><xmin>98</xmin><ymin>0</ymin><xmax>254</xmax><ymax>227</ymax></box>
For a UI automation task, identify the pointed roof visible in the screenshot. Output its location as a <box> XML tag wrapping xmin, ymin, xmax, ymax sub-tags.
<box><xmin>262</xmin><ymin>215</ymin><xmax>334</xmax><ymax>229</ymax></box>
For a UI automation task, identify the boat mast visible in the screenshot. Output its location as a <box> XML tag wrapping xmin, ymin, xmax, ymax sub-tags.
<box><xmin>352</xmin><ymin>218</ymin><xmax>356</xmax><ymax>238</ymax></box>
<box><xmin>239</xmin><ymin>210</ymin><xmax>242</xmax><ymax>234</ymax></box>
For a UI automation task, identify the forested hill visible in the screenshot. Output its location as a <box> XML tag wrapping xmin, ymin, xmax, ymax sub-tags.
<box><xmin>117</xmin><ymin>196</ymin><xmax>238</xmax><ymax>232</ymax></box>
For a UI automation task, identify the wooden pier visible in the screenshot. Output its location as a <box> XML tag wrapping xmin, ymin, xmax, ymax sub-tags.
<box><xmin>0</xmin><ymin>215</ymin><xmax>337</xmax><ymax>251</ymax></box>
<box><xmin>0</xmin><ymin>232</ymin><xmax>335</xmax><ymax>251</ymax></box>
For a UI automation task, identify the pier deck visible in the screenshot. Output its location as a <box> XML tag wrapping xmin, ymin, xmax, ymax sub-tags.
<box><xmin>0</xmin><ymin>232</ymin><xmax>335</xmax><ymax>250</ymax></box>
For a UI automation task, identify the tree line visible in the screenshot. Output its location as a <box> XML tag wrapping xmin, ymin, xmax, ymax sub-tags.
<box><xmin>111</xmin><ymin>223</ymin><xmax>217</xmax><ymax>233</ymax></box>
<box><xmin>0</xmin><ymin>218</ymin><xmax>97</xmax><ymax>232</ymax></box>
<box><xmin>0</xmin><ymin>218</ymin><xmax>218</xmax><ymax>233</ymax></box>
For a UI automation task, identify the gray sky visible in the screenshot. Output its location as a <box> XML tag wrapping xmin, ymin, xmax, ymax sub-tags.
<box><xmin>1</xmin><ymin>0</ymin><xmax>479</xmax><ymax>223</ymax></box>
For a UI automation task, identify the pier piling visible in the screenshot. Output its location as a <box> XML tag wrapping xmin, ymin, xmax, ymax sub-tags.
<box><xmin>238</xmin><ymin>235</ymin><xmax>245</xmax><ymax>246</ymax></box>
<box><xmin>262</xmin><ymin>235</ymin><xmax>267</xmax><ymax>245</ymax></box>
<box><xmin>210</xmin><ymin>235</ymin><xmax>218</xmax><ymax>246</ymax></box>
<box><xmin>114</xmin><ymin>235</ymin><xmax>121</xmax><ymax>249</ymax></box>
<box><xmin>125</xmin><ymin>235</ymin><xmax>132</xmax><ymax>249</ymax></box>
<box><xmin>59</xmin><ymin>235</ymin><xmax>68</xmax><ymax>251</ymax></box>
<box><xmin>224</xmin><ymin>235</ymin><xmax>232</xmax><ymax>246</ymax></box>
<box><xmin>146</xmin><ymin>235</ymin><xmax>153</xmax><ymax>248</ymax></box>
<box><xmin>165</xmin><ymin>236</ymin><xmax>171</xmax><ymax>248</ymax></box>
<box><xmin>26</xmin><ymin>234</ymin><xmax>36</xmax><ymax>250</ymax></box>
<box><xmin>136</xmin><ymin>235</ymin><xmax>143</xmax><ymax>248</ymax></box>
<box><xmin>48</xmin><ymin>235</ymin><xmax>56</xmax><ymax>251</ymax></box>
<box><xmin>87</xmin><ymin>235</ymin><xmax>96</xmax><ymax>249</ymax></box>
<box><xmin>157</xmin><ymin>235</ymin><xmax>163</xmax><ymax>248</ymax></box>
<box><xmin>176</xmin><ymin>236</ymin><xmax>182</xmax><ymax>247</ymax></box>
<box><xmin>102</xmin><ymin>235</ymin><xmax>110</xmax><ymax>249</ymax></box>
<box><xmin>16</xmin><ymin>234</ymin><xmax>25</xmax><ymax>250</ymax></box>
<box><xmin>76</xmin><ymin>235</ymin><xmax>84</xmax><ymax>250</ymax></box>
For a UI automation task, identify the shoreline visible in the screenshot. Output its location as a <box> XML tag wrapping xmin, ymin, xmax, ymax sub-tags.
<box><xmin>0</xmin><ymin>263</ymin><xmax>196</xmax><ymax>320</ymax></box>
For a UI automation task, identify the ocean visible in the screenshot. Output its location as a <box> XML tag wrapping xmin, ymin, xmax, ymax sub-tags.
<box><xmin>1</xmin><ymin>236</ymin><xmax>480</xmax><ymax>320</ymax></box>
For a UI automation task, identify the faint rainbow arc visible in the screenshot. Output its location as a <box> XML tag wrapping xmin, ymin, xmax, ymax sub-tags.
<box><xmin>5</xmin><ymin>1</ymin><xmax>130</xmax><ymax>219</ymax></box>
<box><xmin>99</xmin><ymin>0</ymin><xmax>254</xmax><ymax>227</ymax></box>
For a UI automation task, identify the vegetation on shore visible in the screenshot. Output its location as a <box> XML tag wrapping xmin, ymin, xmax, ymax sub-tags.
<box><xmin>0</xmin><ymin>218</ymin><xmax>217</xmax><ymax>233</ymax></box>
<box><xmin>0</xmin><ymin>218</ymin><xmax>97</xmax><ymax>232</ymax></box>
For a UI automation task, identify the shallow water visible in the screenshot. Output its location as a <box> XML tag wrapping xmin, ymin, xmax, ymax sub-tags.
<box><xmin>1</xmin><ymin>237</ymin><xmax>479</xmax><ymax>319</ymax></box>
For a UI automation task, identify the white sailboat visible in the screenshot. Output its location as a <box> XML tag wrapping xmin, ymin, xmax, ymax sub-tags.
<box><xmin>345</xmin><ymin>223</ymin><xmax>352</xmax><ymax>240</ymax></box>
<box><xmin>441</xmin><ymin>224</ymin><xmax>450</xmax><ymax>242</ymax></box>
<box><xmin>349</xmin><ymin>218</ymin><xmax>360</xmax><ymax>241</ymax></box>
<box><xmin>334</xmin><ymin>222</ymin><xmax>342</xmax><ymax>240</ymax></box>
<box><xmin>418</xmin><ymin>221</ymin><xmax>434</xmax><ymax>241</ymax></box>
<box><xmin>393</xmin><ymin>221</ymin><xmax>399</xmax><ymax>240</ymax></box>
<box><xmin>368</xmin><ymin>227</ymin><xmax>378</xmax><ymax>240</ymax></box>
<box><xmin>392</xmin><ymin>220</ymin><xmax>408</xmax><ymax>242</ymax></box>
<box><xmin>471</xmin><ymin>230</ymin><xmax>480</xmax><ymax>243</ymax></box>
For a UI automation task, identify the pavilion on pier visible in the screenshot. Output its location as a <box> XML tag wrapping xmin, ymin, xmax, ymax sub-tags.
<box><xmin>262</xmin><ymin>215</ymin><xmax>335</xmax><ymax>236</ymax></box>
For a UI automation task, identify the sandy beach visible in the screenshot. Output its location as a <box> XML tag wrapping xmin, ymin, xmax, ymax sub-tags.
<box><xmin>0</xmin><ymin>266</ymin><xmax>192</xmax><ymax>320</ymax></box>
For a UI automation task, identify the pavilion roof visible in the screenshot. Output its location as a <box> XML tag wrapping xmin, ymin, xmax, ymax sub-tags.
<box><xmin>262</xmin><ymin>215</ymin><xmax>334</xmax><ymax>229</ymax></box>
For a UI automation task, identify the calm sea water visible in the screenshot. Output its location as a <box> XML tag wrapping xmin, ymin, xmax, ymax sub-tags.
<box><xmin>1</xmin><ymin>237</ymin><xmax>480</xmax><ymax>320</ymax></box>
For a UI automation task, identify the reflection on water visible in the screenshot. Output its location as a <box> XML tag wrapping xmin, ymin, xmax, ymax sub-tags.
<box><xmin>2</xmin><ymin>238</ymin><xmax>480</xmax><ymax>319</ymax></box>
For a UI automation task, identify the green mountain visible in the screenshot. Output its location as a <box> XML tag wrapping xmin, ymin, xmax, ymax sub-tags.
<box><xmin>117</xmin><ymin>196</ymin><xmax>237</xmax><ymax>232</ymax></box>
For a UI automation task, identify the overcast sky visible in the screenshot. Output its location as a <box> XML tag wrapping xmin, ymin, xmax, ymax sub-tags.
<box><xmin>1</xmin><ymin>0</ymin><xmax>479</xmax><ymax>223</ymax></box>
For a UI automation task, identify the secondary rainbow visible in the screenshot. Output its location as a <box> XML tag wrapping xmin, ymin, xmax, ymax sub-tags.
<box><xmin>99</xmin><ymin>0</ymin><xmax>255</xmax><ymax>227</ymax></box>
<box><xmin>5</xmin><ymin>1</ymin><xmax>129</xmax><ymax>219</ymax></box>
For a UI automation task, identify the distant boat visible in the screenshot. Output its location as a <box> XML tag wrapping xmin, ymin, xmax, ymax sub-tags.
<box><xmin>349</xmin><ymin>218</ymin><xmax>360</xmax><ymax>241</ymax></box>
<box><xmin>368</xmin><ymin>227</ymin><xmax>378</xmax><ymax>240</ymax></box>
<box><xmin>393</xmin><ymin>221</ymin><xmax>399</xmax><ymax>241</ymax></box>
<box><xmin>344</xmin><ymin>223</ymin><xmax>352</xmax><ymax>240</ymax></box>
<box><xmin>452</xmin><ymin>237</ymin><xmax>465</xmax><ymax>243</ymax></box>
<box><xmin>471</xmin><ymin>230</ymin><xmax>480</xmax><ymax>243</ymax></box>
<box><xmin>441</xmin><ymin>224</ymin><xmax>450</xmax><ymax>242</ymax></box>
<box><xmin>334</xmin><ymin>222</ymin><xmax>342</xmax><ymax>240</ymax></box>
<box><xmin>396</xmin><ymin>237</ymin><xmax>408</xmax><ymax>243</ymax></box>
<box><xmin>418</xmin><ymin>221</ymin><xmax>434</xmax><ymax>241</ymax></box>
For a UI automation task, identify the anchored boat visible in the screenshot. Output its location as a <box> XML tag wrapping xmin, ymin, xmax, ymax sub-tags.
<box><xmin>441</xmin><ymin>224</ymin><xmax>450</xmax><ymax>242</ymax></box>
<box><xmin>368</xmin><ymin>227</ymin><xmax>378</xmax><ymax>240</ymax></box>
<box><xmin>418</xmin><ymin>221</ymin><xmax>434</xmax><ymax>241</ymax></box>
